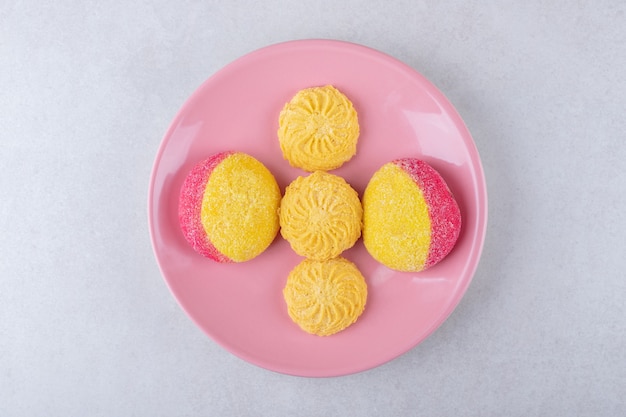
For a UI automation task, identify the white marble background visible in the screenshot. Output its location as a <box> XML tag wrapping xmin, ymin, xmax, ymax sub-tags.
<box><xmin>2</xmin><ymin>1</ymin><xmax>625</xmax><ymax>416</ymax></box>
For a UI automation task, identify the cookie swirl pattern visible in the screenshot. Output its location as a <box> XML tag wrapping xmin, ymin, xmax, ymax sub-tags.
<box><xmin>278</xmin><ymin>85</ymin><xmax>359</xmax><ymax>171</ymax></box>
<box><xmin>283</xmin><ymin>257</ymin><xmax>367</xmax><ymax>336</ymax></box>
<box><xmin>279</xmin><ymin>171</ymin><xmax>362</xmax><ymax>261</ymax></box>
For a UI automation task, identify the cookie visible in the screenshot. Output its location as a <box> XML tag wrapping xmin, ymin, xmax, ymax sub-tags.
<box><xmin>279</xmin><ymin>171</ymin><xmax>362</xmax><ymax>261</ymax></box>
<box><xmin>283</xmin><ymin>257</ymin><xmax>367</xmax><ymax>336</ymax></box>
<box><xmin>363</xmin><ymin>158</ymin><xmax>461</xmax><ymax>272</ymax></box>
<box><xmin>278</xmin><ymin>85</ymin><xmax>359</xmax><ymax>171</ymax></box>
<box><xmin>178</xmin><ymin>151</ymin><xmax>281</xmax><ymax>262</ymax></box>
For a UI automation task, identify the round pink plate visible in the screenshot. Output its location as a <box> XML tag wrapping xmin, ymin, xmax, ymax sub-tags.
<box><xmin>148</xmin><ymin>39</ymin><xmax>487</xmax><ymax>377</ymax></box>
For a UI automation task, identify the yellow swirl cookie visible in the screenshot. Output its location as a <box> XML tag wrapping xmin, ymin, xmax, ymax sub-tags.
<box><xmin>283</xmin><ymin>257</ymin><xmax>367</xmax><ymax>336</ymax></box>
<box><xmin>278</xmin><ymin>85</ymin><xmax>359</xmax><ymax>171</ymax></box>
<box><xmin>279</xmin><ymin>171</ymin><xmax>362</xmax><ymax>260</ymax></box>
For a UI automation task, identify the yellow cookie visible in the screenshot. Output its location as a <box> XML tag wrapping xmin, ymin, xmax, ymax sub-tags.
<box><xmin>279</xmin><ymin>171</ymin><xmax>362</xmax><ymax>260</ymax></box>
<box><xmin>278</xmin><ymin>85</ymin><xmax>359</xmax><ymax>171</ymax></box>
<box><xmin>283</xmin><ymin>257</ymin><xmax>367</xmax><ymax>336</ymax></box>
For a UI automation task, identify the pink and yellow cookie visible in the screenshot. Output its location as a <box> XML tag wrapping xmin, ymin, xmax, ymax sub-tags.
<box><xmin>363</xmin><ymin>158</ymin><xmax>461</xmax><ymax>272</ymax></box>
<box><xmin>283</xmin><ymin>257</ymin><xmax>368</xmax><ymax>336</ymax></box>
<box><xmin>178</xmin><ymin>151</ymin><xmax>281</xmax><ymax>263</ymax></box>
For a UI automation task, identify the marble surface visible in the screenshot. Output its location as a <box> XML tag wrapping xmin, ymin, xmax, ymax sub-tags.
<box><xmin>2</xmin><ymin>1</ymin><xmax>625</xmax><ymax>416</ymax></box>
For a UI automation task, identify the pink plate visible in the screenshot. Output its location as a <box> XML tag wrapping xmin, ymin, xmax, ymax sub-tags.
<box><xmin>148</xmin><ymin>39</ymin><xmax>487</xmax><ymax>377</ymax></box>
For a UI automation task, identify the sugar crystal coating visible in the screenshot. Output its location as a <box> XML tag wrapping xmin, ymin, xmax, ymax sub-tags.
<box><xmin>178</xmin><ymin>152</ymin><xmax>233</xmax><ymax>262</ymax></box>
<box><xmin>178</xmin><ymin>152</ymin><xmax>281</xmax><ymax>263</ymax></box>
<box><xmin>363</xmin><ymin>159</ymin><xmax>461</xmax><ymax>272</ymax></box>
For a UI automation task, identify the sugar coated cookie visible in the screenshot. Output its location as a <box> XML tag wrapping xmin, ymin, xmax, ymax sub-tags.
<box><xmin>279</xmin><ymin>171</ymin><xmax>362</xmax><ymax>260</ymax></box>
<box><xmin>178</xmin><ymin>151</ymin><xmax>281</xmax><ymax>262</ymax></box>
<box><xmin>363</xmin><ymin>158</ymin><xmax>461</xmax><ymax>272</ymax></box>
<box><xmin>283</xmin><ymin>257</ymin><xmax>367</xmax><ymax>336</ymax></box>
<box><xmin>278</xmin><ymin>85</ymin><xmax>359</xmax><ymax>171</ymax></box>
